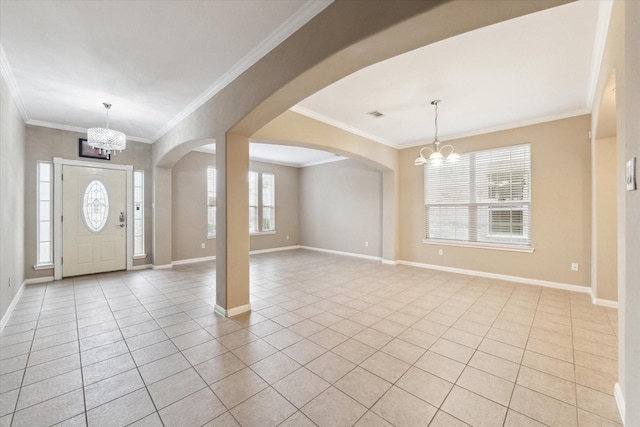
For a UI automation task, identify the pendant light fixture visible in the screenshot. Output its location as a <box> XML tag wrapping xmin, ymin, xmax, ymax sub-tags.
<box><xmin>87</xmin><ymin>103</ymin><xmax>126</xmax><ymax>156</ymax></box>
<box><xmin>414</xmin><ymin>100</ymin><xmax>459</xmax><ymax>166</ymax></box>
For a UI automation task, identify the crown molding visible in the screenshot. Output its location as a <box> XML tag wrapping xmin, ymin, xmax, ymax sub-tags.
<box><xmin>585</xmin><ymin>0</ymin><xmax>614</xmax><ymax>110</ymax></box>
<box><xmin>151</xmin><ymin>0</ymin><xmax>334</xmax><ymax>143</ymax></box>
<box><xmin>26</xmin><ymin>119</ymin><xmax>151</xmax><ymax>143</ymax></box>
<box><xmin>0</xmin><ymin>44</ymin><xmax>30</xmax><ymax>121</ymax></box>
<box><xmin>289</xmin><ymin>105</ymin><xmax>399</xmax><ymax>148</ymax></box>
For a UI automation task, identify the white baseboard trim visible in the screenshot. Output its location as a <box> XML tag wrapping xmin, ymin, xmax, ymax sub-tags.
<box><xmin>590</xmin><ymin>291</ymin><xmax>619</xmax><ymax>308</ymax></box>
<box><xmin>152</xmin><ymin>264</ymin><xmax>173</xmax><ymax>270</ymax></box>
<box><xmin>396</xmin><ymin>260</ymin><xmax>591</xmax><ymax>294</ymax></box>
<box><xmin>250</xmin><ymin>245</ymin><xmax>300</xmax><ymax>255</ymax></box>
<box><xmin>0</xmin><ymin>280</ymin><xmax>26</xmax><ymax>331</ymax></box>
<box><xmin>382</xmin><ymin>259</ymin><xmax>398</xmax><ymax>265</ymax></box>
<box><xmin>130</xmin><ymin>264</ymin><xmax>153</xmax><ymax>271</ymax></box>
<box><xmin>172</xmin><ymin>256</ymin><xmax>216</xmax><ymax>266</ymax></box>
<box><xmin>215</xmin><ymin>303</ymin><xmax>251</xmax><ymax>318</ymax></box>
<box><xmin>299</xmin><ymin>246</ymin><xmax>382</xmax><ymax>262</ymax></box>
<box><xmin>24</xmin><ymin>276</ymin><xmax>54</xmax><ymax>285</ymax></box>
<box><xmin>614</xmin><ymin>382</ymin><xmax>625</xmax><ymax>425</ymax></box>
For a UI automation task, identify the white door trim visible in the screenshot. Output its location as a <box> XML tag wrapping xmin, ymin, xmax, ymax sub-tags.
<box><xmin>53</xmin><ymin>157</ymin><xmax>133</xmax><ymax>280</ymax></box>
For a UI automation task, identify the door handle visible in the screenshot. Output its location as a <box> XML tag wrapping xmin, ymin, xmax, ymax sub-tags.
<box><xmin>119</xmin><ymin>224</ymin><xmax>125</xmax><ymax>228</ymax></box>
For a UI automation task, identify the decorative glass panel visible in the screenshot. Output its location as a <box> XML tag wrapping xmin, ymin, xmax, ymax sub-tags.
<box><xmin>83</xmin><ymin>180</ymin><xmax>109</xmax><ymax>232</ymax></box>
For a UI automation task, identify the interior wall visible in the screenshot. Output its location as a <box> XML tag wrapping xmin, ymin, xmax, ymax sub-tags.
<box><xmin>0</xmin><ymin>73</ymin><xmax>26</xmax><ymax>321</ymax></box>
<box><xmin>171</xmin><ymin>151</ymin><xmax>299</xmax><ymax>262</ymax></box>
<box><xmin>24</xmin><ymin>125</ymin><xmax>154</xmax><ymax>279</ymax></box>
<box><xmin>399</xmin><ymin>115</ymin><xmax>592</xmax><ymax>287</ymax></box>
<box><xmin>593</xmin><ymin>136</ymin><xmax>618</xmax><ymax>302</ymax></box>
<box><xmin>299</xmin><ymin>159</ymin><xmax>382</xmax><ymax>258</ymax></box>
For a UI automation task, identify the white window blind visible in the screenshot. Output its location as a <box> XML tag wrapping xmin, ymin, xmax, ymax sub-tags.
<box><xmin>207</xmin><ymin>167</ymin><xmax>216</xmax><ymax>237</ymax></box>
<box><xmin>262</xmin><ymin>173</ymin><xmax>275</xmax><ymax>231</ymax></box>
<box><xmin>248</xmin><ymin>171</ymin><xmax>259</xmax><ymax>233</ymax></box>
<box><xmin>425</xmin><ymin>144</ymin><xmax>531</xmax><ymax>248</ymax></box>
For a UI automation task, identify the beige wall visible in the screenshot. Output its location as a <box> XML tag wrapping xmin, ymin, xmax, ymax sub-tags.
<box><xmin>593</xmin><ymin>137</ymin><xmax>617</xmax><ymax>302</ymax></box>
<box><xmin>0</xmin><ymin>74</ymin><xmax>26</xmax><ymax>321</ymax></box>
<box><xmin>24</xmin><ymin>126</ymin><xmax>154</xmax><ymax>279</ymax></box>
<box><xmin>299</xmin><ymin>159</ymin><xmax>382</xmax><ymax>258</ymax></box>
<box><xmin>400</xmin><ymin>115</ymin><xmax>592</xmax><ymax>287</ymax></box>
<box><xmin>171</xmin><ymin>151</ymin><xmax>299</xmax><ymax>262</ymax></box>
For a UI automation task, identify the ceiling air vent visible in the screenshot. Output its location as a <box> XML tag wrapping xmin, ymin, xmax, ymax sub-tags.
<box><xmin>367</xmin><ymin>110</ymin><xmax>384</xmax><ymax>118</ymax></box>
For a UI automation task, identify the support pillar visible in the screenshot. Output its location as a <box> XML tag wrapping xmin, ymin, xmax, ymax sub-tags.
<box><xmin>152</xmin><ymin>166</ymin><xmax>172</xmax><ymax>269</ymax></box>
<box><xmin>382</xmin><ymin>171</ymin><xmax>399</xmax><ymax>264</ymax></box>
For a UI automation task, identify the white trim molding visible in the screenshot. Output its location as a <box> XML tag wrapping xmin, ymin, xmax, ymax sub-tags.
<box><xmin>590</xmin><ymin>290</ymin><xmax>619</xmax><ymax>309</ymax></box>
<box><xmin>0</xmin><ymin>281</ymin><xmax>26</xmax><ymax>331</ymax></box>
<box><xmin>397</xmin><ymin>260</ymin><xmax>591</xmax><ymax>294</ymax></box>
<box><xmin>382</xmin><ymin>260</ymin><xmax>398</xmax><ymax>265</ymax></box>
<box><xmin>614</xmin><ymin>382</ymin><xmax>625</xmax><ymax>425</ymax></box>
<box><xmin>172</xmin><ymin>256</ymin><xmax>216</xmax><ymax>266</ymax></box>
<box><xmin>215</xmin><ymin>304</ymin><xmax>251</xmax><ymax>318</ymax></box>
<box><xmin>152</xmin><ymin>264</ymin><xmax>173</xmax><ymax>270</ymax></box>
<box><xmin>299</xmin><ymin>246</ymin><xmax>382</xmax><ymax>262</ymax></box>
<box><xmin>131</xmin><ymin>264</ymin><xmax>153</xmax><ymax>271</ymax></box>
<box><xmin>250</xmin><ymin>245</ymin><xmax>300</xmax><ymax>255</ymax></box>
<box><xmin>24</xmin><ymin>277</ymin><xmax>54</xmax><ymax>285</ymax></box>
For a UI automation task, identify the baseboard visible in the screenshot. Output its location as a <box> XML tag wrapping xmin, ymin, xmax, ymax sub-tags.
<box><xmin>382</xmin><ymin>259</ymin><xmax>398</xmax><ymax>265</ymax></box>
<box><xmin>215</xmin><ymin>303</ymin><xmax>251</xmax><ymax>318</ymax></box>
<box><xmin>172</xmin><ymin>256</ymin><xmax>216</xmax><ymax>266</ymax></box>
<box><xmin>396</xmin><ymin>260</ymin><xmax>591</xmax><ymax>294</ymax></box>
<box><xmin>614</xmin><ymin>382</ymin><xmax>625</xmax><ymax>425</ymax></box>
<box><xmin>130</xmin><ymin>264</ymin><xmax>153</xmax><ymax>271</ymax></box>
<box><xmin>0</xmin><ymin>280</ymin><xmax>26</xmax><ymax>331</ymax></box>
<box><xmin>24</xmin><ymin>276</ymin><xmax>54</xmax><ymax>285</ymax></box>
<box><xmin>590</xmin><ymin>290</ymin><xmax>619</xmax><ymax>308</ymax></box>
<box><xmin>299</xmin><ymin>246</ymin><xmax>382</xmax><ymax>262</ymax></box>
<box><xmin>152</xmin><ymin>264</ymin><xmax>173</xmax><ymax>270</ymax></box>
<box><xmin>250</xmin><ymin>245</ymin><xmax>300</xmax><ymax>255</ymax></box>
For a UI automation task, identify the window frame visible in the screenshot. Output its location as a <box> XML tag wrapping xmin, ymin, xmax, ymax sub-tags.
<box><xmin>133</xmin><ymin>170</ymin><xmax>146</xmax><ymax>257</ymax></box>
<box><xmin>36</xmin><ymin>161</ymin><xmax>53</xmax><ymax>267</ymax></box>
<box><xmin>207</xmin><ymin>166</ymin><xmax>216</xmax><ymax>238</ymax></box>
<box><xmin>423</xmin><ymin>143</ymin><xmax>533</xmax><ymax>253</ymax></box>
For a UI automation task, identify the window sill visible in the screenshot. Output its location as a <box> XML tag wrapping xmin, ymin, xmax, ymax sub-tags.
<box><xmin>251</xmin><ymin>231</ymin><xmax>276</xmax><ymax>236</ymax></box>
<box><xmin>207</xmin><ymin>235</ymin><xmax>216</xmax><ymax>240</ymax></box>
<box><xmin>133</xmin><ymin>254</ymin><xmax>147</xmax><ymax>260</ymax></box>
<box><xmin>33</xmin><ymin>264</ymin><xmax>54</xmax><ymax>270</ymax></box>
<box><xmin>422</xmin><ymin>239</ymin><xmax>534</xmax><ymax>253</ymax></box>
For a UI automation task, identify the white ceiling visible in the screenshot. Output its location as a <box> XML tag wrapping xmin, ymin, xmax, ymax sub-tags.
<box><xmin>1</xmin><ymin>0</ymin><xmax>610</xmax><ymax>164</ymax></box>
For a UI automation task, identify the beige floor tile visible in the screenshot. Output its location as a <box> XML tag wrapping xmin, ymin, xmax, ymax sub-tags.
<box><xmin>457</xmin><ymin>366</ymin><xmax>514</xmax><ymax>406</ymax></box>
<box><xmin>574</xmin><ymin>351</ymin><xmax>617</xmax><ymax>376</ymax></box>
<box><xmin>441</xmin><ymin>386</ymin><xmax>508</xmax><ymax>427</ymax></box>
<box><xmin>415</xmin><ymin>351</ymin><xmax>465</xmax><ymax>383</ymax></box>
<box><xmin>231</xmin><ymin>339</ymin><xmax>277</xmax><ymax>365</ymax></box>
<box><xmin>485</xmin><ymin>327</ymin><xmax>528</xmax><ymax>348</ymax></box>
<box><xmin>278</xmin><ymin>411</ymin><xmax>316</xmax><ymax>427</ymax></box>
<box><xmin>87</xmin><ymin>388</ymin><xmax>156</xmax><ymax>427</ymax></box>
<box><xmin>380</xmin><ymin>338</ymin><xmax>425</xmax><ymax>364</ymax></box>
<box><xmin>504</xmin><ymin>410</ymin><xmax>547</xmax><ymax>426</ymax></box>
<box><xmin>526</xmin><ymin>337</ymin><xmax>574</xmax><ymax>363</ymax></box>
<box><xmin>468</xmin><ymin>351</ymin><xmax>519</xmax><ymax>382</ymax></box>
<box><xmin>331</xmin><ymin>338</ymin><xmax>377</xmax><ymax>365</ymax></box>
<box><xmin>412</xmin><ymin>318</ymin><xmax>449</xmax><ymax>336</ymax></box>
<box><xmin>84</xmin><ymin>368</ymin><xmax>145</xmax><ymax>410</ymax></box>
<box><xmin>577</xmin><ymin>408</ymin><xmax>623</xmax><ymax>427</ymax></box>
<box><xmin>273</xmin><ymin>367</ymin><xmax>330</xmax><ymax>408</ymax></box>
<box><xmin>479</xmin><ymin>338</ymin><xmax>524</xmax><ymax>363</ymax></box>
<box><xmin>353</xmin><ymin>410</ymin><xmax>393</xmax><ymax>426</ymax></box>
<box><xmin>12</xmin><ymin>389</ymin><xmax>85</xmax><ymax>427</ymax></box>
<box><xmin>575</xmin><ymin>366</ymin><xmax>617</xmax><ymax>395</ymax></box>
<box><xmin>335</xmin><ymin>366</ymin><xmax>392</xmax><ymax>407</ymax></box>
<box><xmin>443</xmin><ymin>328</ymin><xmax>483</xmax><ymax>349</ymax></box>
<box><xmin>372</xmin><ymin>386</ymin><xmax>437</xmax><ymax>426</ymax></box>
<box><xmin>230</xmin><ymin>387</ymin><xmax>296</xmax><ymax>427</ymax></box>
<box><xmin>360</xmin><ymin>351</ymin><xmax>410</xmax><ymax>383</ymax></box>
<box><xmin>308</xmin><ymin>328</ymin><xmax>348</xmax><ymax>350</ymax></box>
<box><xmin>147</xmin><ymin>368</ymin><xmax>206</xmax><ymax>409</ymax></box>
<box><xmin>195</xmin><ymin>352</ymin><xmax>246</xmax><ymax>385</ymax></box>
<box><xmin>352</xmin><ymin>328</ymin><xmax>393</xmax><ymax>349</ymax></box>
<box><xmin>210</xmin><ymin>368</ymin><xmax>268</xmax><ymax>408</ymax></box>
<box><xmin>509</xmin><ymin>385</ymin><xmax>577</xmax><ymax>427</ymax></box>
<box><xmin>516</xmin><ymin>366</ymin><xmax>576</xmax><ymax>405</ymax></box>
<box><xmin>529</xmin><ymin>327</ymin><xmax>573</xmax><ymax>348</ymax></box>
<box><xmin>330</xmin><ymin>319</ymin><xmax>367</xmax><ymax>337</ymax></box>
<box><xmin>572</xmin><ymin>327</ymin><xmax>618</xmax><ymax>347</ymax></box>
<box><xmin>429</xmin><ymin>410</ymin><xmax>471</xmax><ymax>426</ymax></box>
<box><xmin>302</xmin><ymin>387</ymin><xmax>367</xmax><ymax>427</ymax></box>
<box><xmin>430</xmin><ymin>338</ymin><xmax>475</xmax><ymax>364</ymax></box>
<box><xmin>250</xmin><ymin>352</ymin><xmax>300</xmax><ymax>384</ymax></box>
<box><xmin>396</xmin><ymin>366</ymin><xmax>453</xmax><ymax>407</ymax></box>
<box><xmin>281</xmin><ymin>339</ymin><xmax>326</xmax><ymax>365</ymax></box>
<box><xmin>573</xmin><ymin>336</ymin><xmax>617</xmax><ymax>360</ymax></box>
<box><xmin>576</xmin><ymin>385</ymin><xmax>622</xmax><ymax>424</ymax></box>
<box><xmin>306</xmin><ymin>351</ymin><xmax>355</xmax><ymax>383</ymax></box>
<box><xmin>397</xmin><ymin>328</ymin><xmax>439</xmax><ymax>350</ymax></box>
<box><xmin>521</xmin><ymin>350</ymin><xmax>575</xmax><ymax>382</ymax></box>
<box><xmin>159</xmin><ymin>388</ymin><xmax>226</xmax><ymax>427</ymax></box>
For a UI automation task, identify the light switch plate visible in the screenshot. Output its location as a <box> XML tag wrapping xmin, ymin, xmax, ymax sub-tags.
<box><xmin>627</xmin><ymin>157</ymin><xmax>637</xmax><ymax>191</ymax></box>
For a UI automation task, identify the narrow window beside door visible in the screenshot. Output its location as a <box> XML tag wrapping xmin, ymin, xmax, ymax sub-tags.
<box><xmin>133</xmin><ymin>170</ymin><xmax>145</xmax><ymax>256</ymax></box>
<box><xmin>36</xmin><ymin>161</ymin><xmax>53</xmax><ymax>266</ymax></box>
<box><xmin>207</xmin><ymin>167</ymin><xmax>216</xmax><ymax>237</ymax></box>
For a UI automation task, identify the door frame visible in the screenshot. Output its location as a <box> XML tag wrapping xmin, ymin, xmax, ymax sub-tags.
<box><xmin>53</xmin><ymin>157</ymin><xmax>133</xmax><ymax>280</ymax></box>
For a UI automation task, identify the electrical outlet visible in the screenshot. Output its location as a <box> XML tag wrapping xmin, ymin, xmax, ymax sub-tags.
<box><xmin>365</xmin><ymin>241</ymin><xmax>369</xmax><ymax>247</ymax></box>
<box><xmin>8</xmin><ymin>277</ymin><xmax>11</xmax><ymax>288</ymax></box>
<box><xmin>571</xmin><ymin>263</ymin><xmax>579</xmax><ymax>272</ymax></box>
<box><xmin>201</xmin><ymin>243</ymin><xmax>206</xmax><ymax>249</ymax></box>
<box><xmin>286</xmin><ymin>235</ymin><xmax>289</xmax><ymax>240</ymax></box>
<box><xmin>438</xmin><ymin>249</ymin><xmax>443</xmax><ymax>256</ymax></box>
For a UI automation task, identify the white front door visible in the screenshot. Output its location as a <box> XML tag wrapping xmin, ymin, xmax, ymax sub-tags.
<box><xmin>62</xmin><ymin>165</ymin><xmax>127</xmax><ymax>277</ymax></box>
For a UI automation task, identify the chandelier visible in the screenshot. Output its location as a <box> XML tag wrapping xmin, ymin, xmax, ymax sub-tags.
<box><xmin>414</xmin><ymin>100</ymin><xmax>459</xmax><ymax>166</ymax></box>
<box><xmin>87</xmin><ymin>103</ymin><xmax>126</xmax><ymax>156</ymax></box>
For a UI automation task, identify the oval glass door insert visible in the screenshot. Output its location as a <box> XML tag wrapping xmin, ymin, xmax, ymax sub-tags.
<box><xmin>83</xmin><ymin>180</ymin><xmax>109</xmax><ymax>232</ymax></box>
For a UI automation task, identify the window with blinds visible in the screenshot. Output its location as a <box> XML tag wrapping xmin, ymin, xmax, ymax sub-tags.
<box><xmin>248</xmin><ymin>171</ymin><xmax>259</xmax><ymax>233</ymax></box>
<box><xmin>207</xmin><ymin>167</ymin><xmax>216</xmax><ymax>237</ymax></box>
<box><xmin>424</xmin><ymin>143</ymin><xmax>531</xmax><ymax>249</ymax></box>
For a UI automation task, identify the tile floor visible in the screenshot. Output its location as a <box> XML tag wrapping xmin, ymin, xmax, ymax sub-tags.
<box><xmin>0</xmin><ymin>249</ymin><xmax>622</xmax><ymax>426</ymax></box>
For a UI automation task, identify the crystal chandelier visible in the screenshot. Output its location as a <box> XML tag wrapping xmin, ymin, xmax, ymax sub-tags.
<box><xmin>414</xmin><ymin>100</ymin><xmax>459</xmax><ymax>166</ymax></box>
<box><xmin>88</xmin><ymin>103</ymin><xmax>126</xmax><ymax>156</ymax></box>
